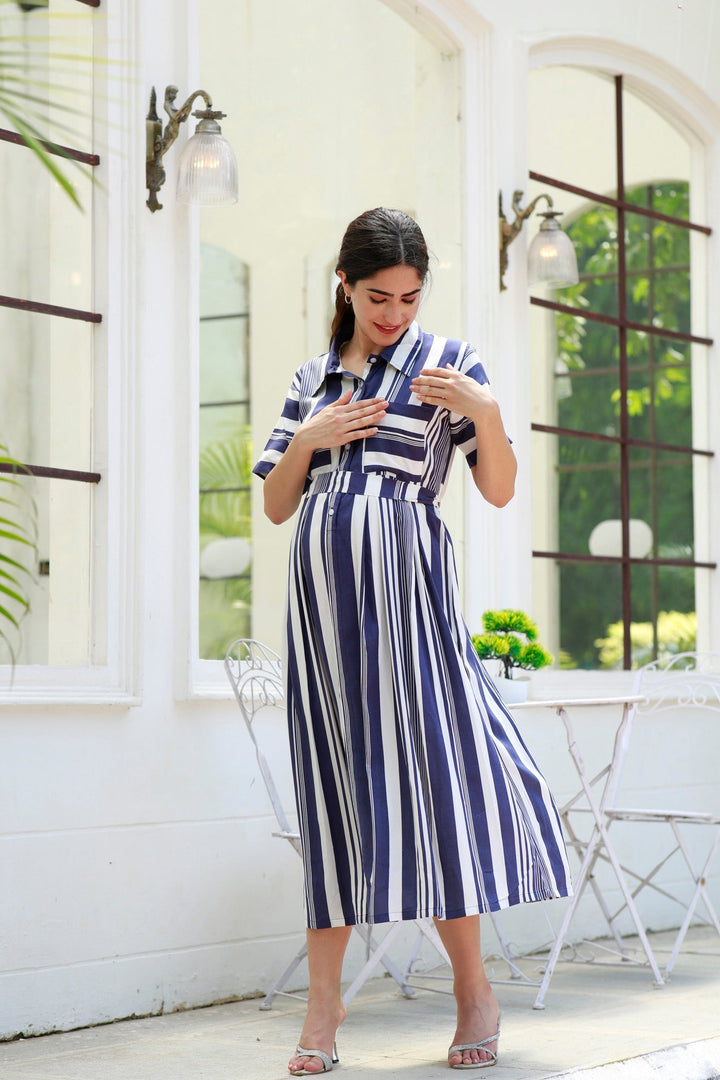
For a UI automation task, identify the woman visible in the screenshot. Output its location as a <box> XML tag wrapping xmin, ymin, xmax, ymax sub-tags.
<box><xmin>254</xmin><ymin>208</ymin><xmax>572</xmax><ymax>1074</ymax></box>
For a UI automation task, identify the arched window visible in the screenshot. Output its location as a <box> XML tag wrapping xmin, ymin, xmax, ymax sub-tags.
<box><xmin>528</xmin><ymin>70</ymin><xmax>714</xmax><ymax>669</ymax></box>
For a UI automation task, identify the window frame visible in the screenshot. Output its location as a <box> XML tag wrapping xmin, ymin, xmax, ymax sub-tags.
<box><xmin>0</xmin><ymin>0</ymin><xmax>141</xmax><ymax>704</ymax></box>
<box><xmin>197</xmin><ymin>249</ymin><xmax>252</xmax><ymax>662</ymax></box>
<box><xmin>528</xmin><ymin>71</ymin><xmax>716</xmax><ymax>670</ymax></box>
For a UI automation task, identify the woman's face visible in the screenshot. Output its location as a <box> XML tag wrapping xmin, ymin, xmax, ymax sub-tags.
<box><xmin>339</xmin><ymin>264</ymin><xmax>423</xmax><ymax>352</ymax></box>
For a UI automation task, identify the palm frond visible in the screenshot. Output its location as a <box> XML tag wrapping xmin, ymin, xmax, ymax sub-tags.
<box><xmin>0</xmin><ymin>96</ymin><xmax>96</xmax><ymax>164</ymax></box>
<box><xmin>199</xmin><ymin>429</ymin><xmax>253</xmax><ymax>490</ymax></box>
<box><xmin>0</xmin><ymin>551</ymin><xmax>34</xmax><ymax>574</ymax></box>
<box><xmin>0</xmin><ymin>581</ymin><xmax>29</xmax><ymax>607</ymax></box>
<box><xmin>0</xmin><ymin>2</ymin><xmax>96</xmax><ymax>208</ymax></box>
<box><xmin>0</xmin><ymin>444</ymin><xmax>39</xmax><ymax>669</ymax></box>
<box><xmin>0</xmin><ymin>84</ymin><xmax>91</xmax><ymax>119</ymax></box>
<box><xmin>0</xmin><ymin>104</ymin><xmax>82</xmax><ymax>205</ymax></box>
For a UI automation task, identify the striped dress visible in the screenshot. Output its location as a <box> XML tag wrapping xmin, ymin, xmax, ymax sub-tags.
<box><xmin>253</xmin><ymin>322</ymin><xmax>572</xmax><ymax>929</ymax></box>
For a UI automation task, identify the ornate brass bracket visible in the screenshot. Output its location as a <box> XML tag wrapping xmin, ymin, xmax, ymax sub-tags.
<box><xmin>498</xmin><ymin>189</ymin><xmax>554</xmax><ymax>291</ymax></box>
<box><xmin>146</xmin><ymin>85</ymin><xmax>216</xmax><ymax>212</ymax></box>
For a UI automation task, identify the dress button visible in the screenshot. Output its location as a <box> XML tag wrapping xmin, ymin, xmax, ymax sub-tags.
<box><xmin>344</xmin><ymin>443</ymin><xmax>351</xmax><ymax>450</ymax></box>
<box><xmin>328</xmin><ymin>509</ymin><xmax>334</xmax><ymax>516</ymax></box>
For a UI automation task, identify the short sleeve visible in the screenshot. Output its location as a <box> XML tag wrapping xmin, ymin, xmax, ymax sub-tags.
<box><xmin>448</xmin><ymin>346</ymin><xmax>490</xmax><ymax>469</ymax></box>
<box><xmin>252</xmin><ymin>370</ymin><xmax>301</xmax><ymax>480</ymax></box>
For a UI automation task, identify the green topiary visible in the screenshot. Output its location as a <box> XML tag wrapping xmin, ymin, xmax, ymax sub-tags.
<box><xmin>472</xmin><ymin>609</ymin><xmax>553</xmax><ymax>680</ymax></box>
<box><xmin>481</xmin><ymin>609</ymin><xmax>538</xmax><ymax>640</ymax></box>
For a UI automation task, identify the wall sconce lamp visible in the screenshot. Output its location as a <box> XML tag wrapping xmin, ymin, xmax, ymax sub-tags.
<box><xmin>146</xmin><ymin>85</ymin><xmax>239</xmax><ymax>213</ymax></box>
<box><xmin>498</xmin><ymin>190</ymin><xmax>578</xmax><ymax>291</ymax></box>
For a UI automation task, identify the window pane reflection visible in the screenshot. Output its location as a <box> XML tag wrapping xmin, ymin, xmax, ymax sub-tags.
<box><xmin>0</xmin><ymin>476</ymin><xmax>93</xmax><ymax>666</ymax></box>
<box><xmin>623</xmin><ymin>89</ymin><xmax>690</xmax><ymax>220</ymax></box>
<box><xmin>625</xmin><ymin>200</ymin><xmax>691</xmax><ymax>335</ymax></box>
<box><xmin>560</xmin><ymin>562</ymin><xmax>623</xmax><ymax>670</ymax></box>
<box><xmin>629</xmin><ymin>446</ymin><xmax>694</xmax><ymax>561</ymax></box>
<box><xmin>0</xmin><ymin>1</ymin><xmax>95</xmax><ymax>314</ymax></box>
<box><xmin>528</xmin><ymin>68</ymin><xmax>618</xmax><ymax>198</ymax></box>
<box><xmin>198</xmin><ymin>246</ymin><xmax>252</xmax><ymax>660</ymax></box>
<box><xmin>0</xmin><ymin>308</ymin><xmax>94</xmax><ymax>472</ymax></box>
<box><xmin>625</xmin><ymin>335</ymin><xmax>694</xmax><ymax>447</ymax></box>
<box><xmin>531</xmin><ymin>429</ymin><xmax>622</xmax><ymax>557</ymax></box>
<box><xmin>595</xmin><ymin>565</ymin><xmax>698</xmax><ymax>670</ymax></box>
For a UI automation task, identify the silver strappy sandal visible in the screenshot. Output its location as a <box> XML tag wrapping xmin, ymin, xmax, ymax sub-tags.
<box><xmin>289</xmin><ymin>1043</ymin><xmax>339</xmax><ymax>1075</ymax></box>
<box><xmin>448</xmin><ymin>1015</ymin><xmax>501</xmax><ymax>1070</ymax></box>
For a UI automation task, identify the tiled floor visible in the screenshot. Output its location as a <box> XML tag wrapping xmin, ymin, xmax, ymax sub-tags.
<box><xmin>2</xmin><ymin>927</ymin><xmax>720</xmax><ymax>1080</ymax></box>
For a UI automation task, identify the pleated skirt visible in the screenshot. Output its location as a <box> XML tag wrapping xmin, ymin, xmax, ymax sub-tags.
<box><xmin>285</xmin><ymin>471</ymin><xmax>572</xmax><ymax>929</ymax></box>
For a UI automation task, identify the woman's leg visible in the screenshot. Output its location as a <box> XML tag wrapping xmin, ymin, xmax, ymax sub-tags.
<box><xmin>288</xmin><ymin>925</ymin><xmax>352</xmax><ymax>1075</ymax></box>
<box><xmin>433</xmin><ymin>915</ymin><xmax>500</xmax><ymax>1067</ymax></box>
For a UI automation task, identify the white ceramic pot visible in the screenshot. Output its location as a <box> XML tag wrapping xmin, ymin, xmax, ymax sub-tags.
<box><xmin>493</xmin><ymin>675</ymin><xmax>530</xmax><ymax>704</ymax></box>
<box><xmin>480</xmin><ymin>659</ymin><xmax>503</xmax><ymax>680</ymax></box>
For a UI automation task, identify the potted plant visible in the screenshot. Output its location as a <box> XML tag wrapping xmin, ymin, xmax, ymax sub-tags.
<box><xmin>472</xmin><ymin>609</ymin><xmax>553</xmax><ymax>703</ymax></box>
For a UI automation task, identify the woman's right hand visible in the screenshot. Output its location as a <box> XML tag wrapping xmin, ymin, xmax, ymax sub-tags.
<box><xmin>296</xmin><ymin>389</ymin><xmax>388</xmax><ymax>451</ymax></box>
<box><xmin>263</xmin><ymin>390</ymin><xmax>387</xmax><ymax>525</ymax></box>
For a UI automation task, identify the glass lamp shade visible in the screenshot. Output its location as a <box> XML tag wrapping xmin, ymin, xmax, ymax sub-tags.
<box><xmin>176</xmin><ymin>117</ymin><xmax>238</xmax><ymax>207</ymax></box>
<box><xmin>527</xmin><ymin>212</ymin><xmax>579</xmax><ymax>287</ymax></box>
<box><xmin>588</xmin><ymin>518</ymin><xmax>653</xmax><ymax>559</ymax></box>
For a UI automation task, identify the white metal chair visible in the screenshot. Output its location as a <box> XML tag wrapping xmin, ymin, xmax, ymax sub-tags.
<box><xmin>401</xmin><ymin>908</ymin><xmax>554</xmax><ymax>994</ymax></box>
<box><xmin>511</xmin><ymin>696</ymin><xmax>666</xmax><ymax>1008</ymax></box>
<box><xmin>225</xmin><ymin>638</ymin><xmax>444</xmax><ymax>1008</ymax></box>
<box><xmin>603</xmin><ymin>651</ymin><xmax>720</xmax><ymax>977</ymax></box>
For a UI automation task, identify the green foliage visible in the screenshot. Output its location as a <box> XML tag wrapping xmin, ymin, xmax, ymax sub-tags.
<box><xmin>481</xmin><ymin>608</ymin><xmax>538</xmax><ymax>640</ymax></box>
<box><xmin>521</xmin><ymin>642</ymin><xmax>555</xmax><ymax>670</ymax></box>
<box><xmin>198</xmin><ymin>428</ymin><xmax>253</xmax><ymax>660</ymax></box>
<box><xmin>595</xmin><ymin>610</ymin><xmax>697</xmax><ymax>670</ymax></box>
<box><xmin>199</xmin><ymin>576</ymin><xmax>251</xmax><ymax>661</ymax></box>
<box><xmin>199</xmin><ymin>429</ymin><xmax>253</xmax><ymax>490</ymax></box>
<box><xmin>199</xmin><ymin>430</ymin><xmax>253</xmax><ymax>541</ymax></box>
<box><xmin>0</xmin><ymin>443</ymin><xmax>38</xmax><ymax>667</ymax></box>
<box><xmin>473</xmin><ymin>632</ymin><xmax>513</xmax><ymax>660</ymax></box>
<box><xmin>472</xmin><ymin>609</ymin><xmax>553</xmax><ymax>680</ymax></box>
<box><xmin>0</xmin><ymin>1</ymin><xmax>97</xmax><ymax>209</ymax></box>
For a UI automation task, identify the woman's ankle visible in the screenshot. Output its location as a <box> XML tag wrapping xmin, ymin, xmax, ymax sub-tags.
<box><xmin>299</xmin><ymin>997</ymin><xmax>346</xmax><ymax>1044</ymax></box>
<box><xmin>453</xmin><ymin>990</ymin><xmax>499</xmax><ymax>1027</ymax></box>
<box><xmin>305</xmin><ymin>994</ymin><xmax>346</xmax><ymax>1017</ymax></box>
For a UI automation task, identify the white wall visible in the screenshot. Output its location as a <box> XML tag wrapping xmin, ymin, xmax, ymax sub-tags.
<box><xmin>1</xmin><ymin>0</ymin><xmax>720</xmax><ymax>1040</ymax></box>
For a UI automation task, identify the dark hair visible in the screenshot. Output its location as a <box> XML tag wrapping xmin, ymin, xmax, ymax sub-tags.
<box><xmin>330</xmin><ymin>207</ymin><xmax>429</xmax><ymax>344</ymax></box>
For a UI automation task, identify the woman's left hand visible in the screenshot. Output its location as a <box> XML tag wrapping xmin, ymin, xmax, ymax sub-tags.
<box><xmin>411</xmin><ymin>365</ymin><xmax>517</xmax><ymax>506</ymax></box>
<box><xmin>409</xmin><ymin>366</ymin><xmax>496</xmax><ymax>419</ymax></box>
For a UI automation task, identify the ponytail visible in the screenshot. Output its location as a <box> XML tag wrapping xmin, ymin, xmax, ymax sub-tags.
<box><xmin>330</xmin><ymin>282</ymin><xmax>354</xmax><ymax>343</ymax></box>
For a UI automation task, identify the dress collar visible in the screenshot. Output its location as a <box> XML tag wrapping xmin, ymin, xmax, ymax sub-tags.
<box><xmin>379</xmin><ymin>320</ymin><xmax>421</xmax><ymax>375</ymax></box>
<box><xmin>322</xmin><ymin>321</ymin><xmax>421</xmax><ymax>388</ymax></box>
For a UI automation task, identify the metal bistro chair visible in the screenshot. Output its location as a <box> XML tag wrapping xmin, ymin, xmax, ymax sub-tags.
<box><xmin>604</xmin><ymin>652</ymin><xmax>720</xmax><ymax>978</ymax></box>
<box><xmin>225</xmin><ymin>638</ymin><xmax>448</xmax><ymax>1008</ymax></box>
